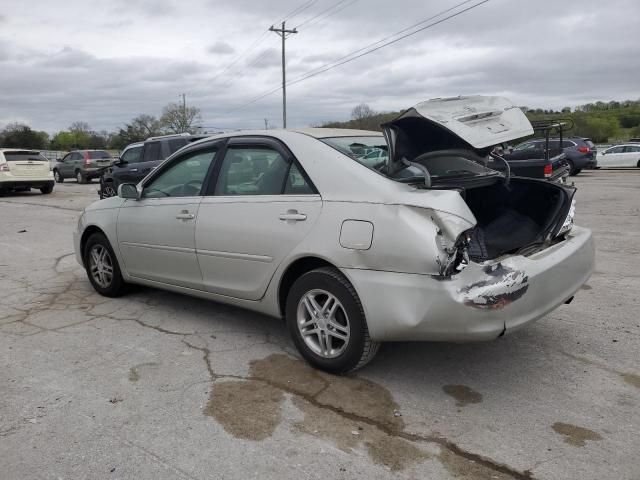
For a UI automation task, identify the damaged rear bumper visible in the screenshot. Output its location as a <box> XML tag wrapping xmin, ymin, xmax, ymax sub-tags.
<box><xmin>342</xmin><ymin>226</ymin><xmax>594</xmax><ymax>342</ymax></box>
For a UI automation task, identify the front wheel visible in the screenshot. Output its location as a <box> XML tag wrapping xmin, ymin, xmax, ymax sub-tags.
<box><xmin>286</xmin><ymin>267</ymin><xmax>380</xmax><ymax>373</ymax></box>
<box><xmin>53</xmin><ymin>170</ymin><xmax>63</xmax><ymax>183</ymax></box>
<box><xmin>101</xmin><ymin>182</ymin><xmax>116</xmax><ymax>198</ymax></box>
<box><xmin>83</xmin><ymin>232</ymin><xmax>127</xmax><ymax>297</ymax></box>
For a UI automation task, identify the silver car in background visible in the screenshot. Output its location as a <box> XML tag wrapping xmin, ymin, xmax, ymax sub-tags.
<box><xmin>74</xmin><ymin>96</ymin><xmax>594</xmax><ymax>373</ymax></box>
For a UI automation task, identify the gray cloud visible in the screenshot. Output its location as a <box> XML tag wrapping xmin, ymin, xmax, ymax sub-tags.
<box><xmin>1</xmin><ymin>0</ymin><xmax>639</xmax><ymax>133</ymax></box>
<box><xmin>207</xmin><ymin>41</ymin><xmax>235</xmax><ymax>55</ymax></box>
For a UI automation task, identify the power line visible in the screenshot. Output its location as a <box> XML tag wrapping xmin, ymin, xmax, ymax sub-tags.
<box><xmin>279</xmin><ymin>0</ymin><xmax>320</xmax><ymax>24</ymax></box>
<box><xmin>227</xmin><ymin>0</ymin><xmax>490</xmax><ymax>113</ymax></box>
<box><xmin>294</xmin><ymin>0</ymin><xmax>352</xmax><ymax>29</ymax></box>
<box><xmin>207</xmin><ymin>0</ymin><xmax>318</xmax><ymax>86</ymax></box>
<box><xmin>293</xmin><ymin>0</ymin><xmax>480</xmax><ymax>82</ymax></box>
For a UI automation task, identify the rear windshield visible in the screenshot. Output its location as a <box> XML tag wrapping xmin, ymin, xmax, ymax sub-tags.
<box><xmin>321</xmin><ymin>136</ymin><xmax>498</xmax><ymax>181</ymax></box>
<box><xmin>583</xmin><ymin>139</ymin><xmax>595</xmax><ymax>148</ymax></box>
<box><xmin>4</xmin><ymin>151</ymin><xmax>48</xmax><ymax>162</ymax></box>
<box><xmin>88</xmin><ymin>151</ymin><xmax>112</xmax><ymax>159</ymax></box>
<box><xmin>321</xmin><ymin>136</ymin><xmax>389</xmax><ymax>168</ymax></box>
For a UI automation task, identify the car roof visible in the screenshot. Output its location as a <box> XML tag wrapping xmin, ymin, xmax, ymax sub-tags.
<box><xmin>0</xmin><ymin>148</ymin><xmax>42</xmax><ymax>152</ymax></box>
<box><xmin>290</xmin><ymin>128</ymin><xmax>382</xmax><ymax>138</ymax></box>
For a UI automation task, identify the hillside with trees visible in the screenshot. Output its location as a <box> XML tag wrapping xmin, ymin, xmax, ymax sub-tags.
<box><xmin>323</xmin><ymin>99</ymin><xmax>640</xmax><ymax>144</ymax></box>
<box><xmin>0</xmin><ymin>102</ymin><xmax>201</xmax><ymax>151</ymax></box>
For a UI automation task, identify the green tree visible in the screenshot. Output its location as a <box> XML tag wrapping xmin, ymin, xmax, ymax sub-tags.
<box><xmin>0</xmin><ymin>123</ymin><xmax>49</xmax><ymax>149</ymax></box>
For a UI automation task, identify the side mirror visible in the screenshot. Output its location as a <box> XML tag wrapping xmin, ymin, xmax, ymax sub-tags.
<box><xmin>118</xmin><ymin>183</ymin><xmax>139</xmax><ymax>200</ymax></box>
<box><xmin>115</xmin><ymin>158</ymin><xmax>127</xmax><ymax>166</ymax></box>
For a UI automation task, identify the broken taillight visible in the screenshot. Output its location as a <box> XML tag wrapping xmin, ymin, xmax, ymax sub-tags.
<box><xmin>543</xmin><ymin>164</ymin><xmax>553</xmax><ymax>177</ymax></box>
<box><xmin>577</xmin><ymin>146</ymin><xmax>589</xmax><ymax>153</ymax></box>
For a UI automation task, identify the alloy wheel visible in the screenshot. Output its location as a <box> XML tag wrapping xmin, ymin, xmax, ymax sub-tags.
<box><xmin>89</xmin><ymin>244</ymin><xmax>114</xmax><ymax>288</ymax></box>
<box><xmin>102</xmin><ymin>184</ymin><xmax>116</xmax><ymax>197</ymax></box>
<box><xmin>296</xmin><ymin>289</ymin><xmax>350</xmax><ymax>358</ymax></box>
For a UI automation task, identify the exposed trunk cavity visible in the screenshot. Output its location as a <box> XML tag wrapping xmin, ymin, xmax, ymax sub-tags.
<box><xmin>462</xmin><ymin>178</ymin><xmax>571</xmax><ymax>262</ymax></box>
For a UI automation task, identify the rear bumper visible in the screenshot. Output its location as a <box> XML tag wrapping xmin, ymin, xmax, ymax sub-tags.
<box><xmin>342</xmin><ymin>226</ymin><xmax>594</xmax><ymax>342</ymax></box>
<box><xmin>0</xmin><ymin>178</ymin><xmax>54</xmax><ymax>190</ymax></box>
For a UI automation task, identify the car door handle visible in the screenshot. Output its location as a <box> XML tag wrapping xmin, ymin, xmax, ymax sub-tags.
<box><xmin>130</xmin><ymin>168</ymin><xmax>138</xmax><ymax>172</ymax></box>
<box><xmin>279</xmin><ymin>211</ymin><xmax>307</xmax><ymax>222</ymax></box>
<box><xmin>176</xmin><ymin>210</ymin><xmax>195</xmax><ymax>220</ymax></box>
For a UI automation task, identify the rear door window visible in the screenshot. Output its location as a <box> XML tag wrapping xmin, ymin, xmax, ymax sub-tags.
<box><xmin>142</xmin><ymin>142</ymin><xmax>162</xmax><ymax>162</ymax></box>
<box><xmin>214</xmin><ymin>146</ymin><xmax>290</xmax><ymax>196</ymax></box>
<box><xmin>624</xmin><ymin>146</ymin><xmax>640</xmax><ymax>153</ymax></box>
<box><xmin>168</xmin><ymin>138</ymin><xmax>188</xmax><ymax>154</ymax></box>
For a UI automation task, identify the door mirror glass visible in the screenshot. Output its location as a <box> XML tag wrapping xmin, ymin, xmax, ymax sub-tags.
<box><xmin>118</xmin><ymin>183</ymin><xmax>139</xmax><ymax>199</ymax></box>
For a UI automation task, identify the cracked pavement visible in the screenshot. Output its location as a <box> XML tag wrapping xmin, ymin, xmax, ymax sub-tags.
<box><xmin>1</xmin><ymin>174</ymin><xmax>639</xmax><ymax>479</ymax></box>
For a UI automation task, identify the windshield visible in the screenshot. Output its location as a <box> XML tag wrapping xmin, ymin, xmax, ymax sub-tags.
<box><xmin>4</xmin><ymin>151</ymin><xmax>48</xmax><ymax>162</ymax></box>
<box><xmin>321</xmin><ymin>136</ymin><xmax>498</xmax><ymax>182</ymax></box>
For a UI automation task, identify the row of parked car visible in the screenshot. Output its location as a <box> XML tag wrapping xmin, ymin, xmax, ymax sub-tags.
<box><xmin>2</xmin><ymin>129</ymin><xmax>640</xmax><ymax>198</ymax></box>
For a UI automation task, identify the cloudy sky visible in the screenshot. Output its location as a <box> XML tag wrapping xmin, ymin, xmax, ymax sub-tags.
<box><xmin>1</xmin><ymin>0</ymin><xmax>638</xmax><ymax>133</ymax></box>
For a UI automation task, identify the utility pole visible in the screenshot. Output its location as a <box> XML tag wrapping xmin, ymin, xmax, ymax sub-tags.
<box><xmin>179</xmin><ymin>93</ymin><xmax>187</xmax><ymax>132</ymax></box>
<box><xmin>269</xmin><ymin>21</ymin><xmax>297</xmax><ymax>128</ymax></box>
<box><xmin>264</xmin><ymin>118</ymin><xmax>269</xmax><ymax>130</ymax></box>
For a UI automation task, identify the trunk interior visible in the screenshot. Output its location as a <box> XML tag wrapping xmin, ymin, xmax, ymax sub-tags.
<box><xmin>461</xmin><ymin>178</ymin><xmax>568</xmax><ymax>261</ymax></box>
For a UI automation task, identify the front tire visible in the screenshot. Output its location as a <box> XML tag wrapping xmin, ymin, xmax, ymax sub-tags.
<box><xmin>53</xmin><ymin>170</ymin><xmax>63</xmax><ymax>183</ymax></box>
<box><xmin>286</xmin><ymin>267</ymin><xmax>380</xmax><ymax>374</ymax></box>
<box><xmin>83</xmin><ymin>232</ymin><xmax>127</xmax><ymax>297</ymax></box>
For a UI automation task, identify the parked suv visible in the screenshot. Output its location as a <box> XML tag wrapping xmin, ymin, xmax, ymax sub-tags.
<box><xmin>506</xmin><ymin>137</ymin><xmax>596</xmax><ymax>175</ymax></box>
<box><xmin>0</xmin><ymin>149</ymin><xmax>55</xmax><ymax>194</ymax></box>
<box><xmin>99</xmin><ymin>134</ymin><xmax>206</xmax><ymax>198</ymax></box>
<box><xmin>53</xmin><ymin>150</ymin><xmax>114</xmax><ymax>184</ymax></box>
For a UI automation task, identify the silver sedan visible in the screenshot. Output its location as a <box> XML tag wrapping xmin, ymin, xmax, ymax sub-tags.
<box><xmin>74</xmin><ymin>96</ymin><xmax>594</xmax><ymax>373</ymax></box>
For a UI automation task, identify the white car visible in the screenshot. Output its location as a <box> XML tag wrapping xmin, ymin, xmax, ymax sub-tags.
<box><xmin>74</xmin><ymin>96</ymin><xmax>594</xmax><ymax>373</ymax></box>
<box><xmin>0</xmin><ymin>149</ymin><xmax>55</xmax><ymax>194</ymax></box>
<box><xmin>598</xmin><ymin>144</ymin><xmax>640</xmax><ymax>168</ymax></box>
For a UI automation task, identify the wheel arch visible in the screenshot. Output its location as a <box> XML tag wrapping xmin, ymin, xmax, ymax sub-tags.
<box><xmin>277</xmin><ymin>256</ymin><xmax>339</xmax><ymax>317</ymax></box>
<box><xmin>79</xmin><ymin>225</ymin><xmax>108</xmax><ymax>266</ymax></box>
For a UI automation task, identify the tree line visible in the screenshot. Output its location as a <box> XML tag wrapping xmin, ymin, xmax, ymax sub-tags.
<box><xmin>323</xmin><ymin>99</ymin><xmax>640</xmax><ymax>144</ymax></box>
<box><xmin>0</xmin><ymin>102</ymin><xmax>201</xmax><ymax>151</ymax></box>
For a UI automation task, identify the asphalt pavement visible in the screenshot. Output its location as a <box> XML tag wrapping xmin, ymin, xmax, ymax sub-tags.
<box><xmin>0</xmin><ymin>172</ymin><xmax>638</xmax><ymax>480</ymax></box>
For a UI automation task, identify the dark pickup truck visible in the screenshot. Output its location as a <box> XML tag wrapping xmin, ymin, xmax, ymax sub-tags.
<box><xmin>494</xmin><ymin>119</ymin><xmax>573</xmax><ymax>183</ymax></box>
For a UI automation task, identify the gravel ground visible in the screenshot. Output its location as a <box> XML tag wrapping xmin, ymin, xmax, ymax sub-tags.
<box><xmin>0</xmin><ymin>171</ymin><xmax>638</xmax><ymax>480</ymax></box>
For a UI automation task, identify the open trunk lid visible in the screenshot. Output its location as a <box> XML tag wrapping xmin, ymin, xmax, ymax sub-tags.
<box><xmin>382</xmin><ymin>95</ymin><xmax>533</xmax><ymax>168</ymax></box>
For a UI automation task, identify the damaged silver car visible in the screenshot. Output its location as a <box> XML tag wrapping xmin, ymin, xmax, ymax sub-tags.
<box><xmin>74</xmin><ymin>95</ymin><xmax>594</xmax><ymax>373</ymax></box>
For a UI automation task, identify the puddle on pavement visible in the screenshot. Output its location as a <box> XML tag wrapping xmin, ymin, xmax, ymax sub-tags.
<box><xmin>205</xmin><ymin>354</ymin><xmax>514</xmax><ymax>475</ymax></box>
<box><xmin>621</xmin><ymin>373</ymin><xmax>640</xmax><ymax>389</ymax></box>
<box><xmin>552</xmin><ymin>422</ymin><xmax>603</xmax><ymax>447</ymax></box>
<box><xmin>205</xmin><ymin>380</ymin><xmax>284</xmax><ymax>441</ymax></box>
<box><xmin>442</xmin><ymin>385</ymin><xmax>483</xmax><ymax>407</ymax></box>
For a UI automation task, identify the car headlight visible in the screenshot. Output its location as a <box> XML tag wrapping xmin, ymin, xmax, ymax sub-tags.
<box><xmin>557</xmin><ymin>199</ymin><xmax>576</xmax><ymax>237</ymax></box>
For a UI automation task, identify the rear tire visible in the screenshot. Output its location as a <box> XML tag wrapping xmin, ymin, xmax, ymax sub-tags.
<box><xmin>76</xmin><ymin>170</ymin><xmax>86</xmax><ymax>184</ymax></box>
<box><xmin>83</xmin><ymin>232</ymin><xmax>127</xmax><ymax>297</ymax></box>
<box><xmin>40</xmin><ymin>183</ymin><xmax>54</xmax><ymax>194</ymax></box>
<box><xmin>286</xmin><ymin>267</ymin><xmax>380</xmax><ymax>374</ymax></box>
<box><xmin>53</xmin><ymin>170</ymin><xmax>63</xmax><ymax>183</ymax></box>
<box><xmin>567</xmin><ymin>160</ymin><xmax>577</xmax><ymax>176</ymax></box>
<box><xmin>637</xmin><ymin>159</ymin><xmax>640</xmax><ymax>168</ymax></box>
